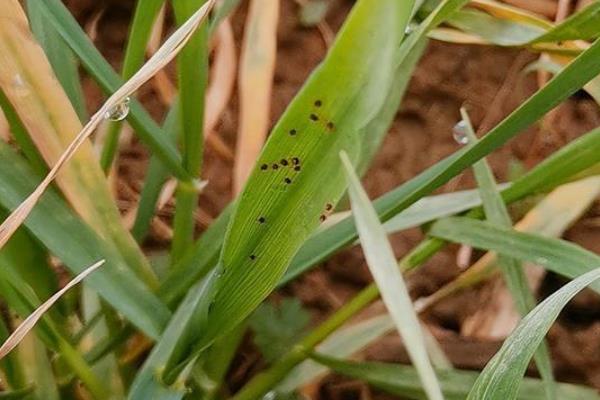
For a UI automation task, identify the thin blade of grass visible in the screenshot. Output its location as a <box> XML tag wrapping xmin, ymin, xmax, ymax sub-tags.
<box><xmin>0</xmin><ymin>0</ymin><xmax>215</xmax><ymax>252</ymax></box>
<box><xmin>0</xmin><ymin>260</ymin><xmax>103</xmax><ymax>360</ymax></box>
<box><xmin>26</xmin><ymin>0</ymin><xmax>87</xmax><ymax>121</ymax></box>
<box><xmin>429</xmin><ymin>216</ymin><xmax>600</xmax><ymax>292</ymax></box>
<box><xmin>233</xmin><ymin>0</ymin><xmax>279</xmax><ymax>193</ymax></box>
<box><xmin>311</xmin><ymin>354</ymin><xmax>600</xmax><ymax>400</ymax></box>
<box><xmin>467</xmin><ymin>268</ymin><xmax>600</xmax><ymax>399</ymax></box>
<box><xmin>460</xmin><ymin>108</ymin><xmax>555</xmax><ymax>398</ymax></box>
<box><xmin>532</xmin><ymin>1</ymin><xmax>600</xmax><ymax>43</ymax></box>
<box><xmin>171</xmin><ymin>0</ymin><xmax>211</xmax><ymax>262</ymax></box>
<box><xmin>417</xmin><ymin>175</ymin><xmax>600</xmax><ymax>313</ymax></box>
<box><xmin>99</xmin><ymin>0</ymin><xmax>167</xmax><ymax>170</ymax></box>
<box><xmin>341</xmin><ymin>151</ymin><xmax>443</xmax><ymax>400</ymax></box>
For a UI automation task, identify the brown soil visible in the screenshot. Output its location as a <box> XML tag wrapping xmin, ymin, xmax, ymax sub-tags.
<box><xmin>65</xmin><ymin>0</ymin><xmax>600</xmax><ymax>398</ymax></box>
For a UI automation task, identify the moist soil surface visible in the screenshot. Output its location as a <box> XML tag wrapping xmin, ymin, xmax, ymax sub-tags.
<box><xmin>64</xmin><ymin>0</ymin><xmax>600</xmax><ymax>398</ymax></box>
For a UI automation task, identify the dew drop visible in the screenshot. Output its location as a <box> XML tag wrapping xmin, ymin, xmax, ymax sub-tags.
<box><xmin>261</xmin><ymin>164</ymin><xmax>268</xmax><ymax>170</ymax></box>
<box><xmin>405</xmin><ymin>25</ymin><xmax>413</xmax><ymax>35</ymax></box>
<box><xmin>280</xmin><ymin>159</ymin><xmax>289</xmax><ymax>166</ymax></box>
<box><xmin>284</xmin><ymin>177</ymin><xmax>292</xmax><ymax>184</ymax></box>
<box><xmin>289</xmin><ymin>129</ymin><xmax>297</xmax><ymax>136</ymax></box>
<box><xmin>294</xmin><ymin>166</ymin><xmax>301</xmax><ymax>171</ymax></box>
<box><xmin>258</xmin><ymin>216</ymin><xmax>266</xmax><ymax>223</ymax></box>
<box><xmin>104</xmin><ymin>97</ymin><xmax>131</xmax><ymax>121</ymax></box>
<box><xmin>291</xmin><ymin>157</ymin><xmax>300</xmax><ymax>165</ymax></box>
<box><xmin>310</xmin><ymin>113</ymin><xmax>319</xmax><ymax>122</ymax></box>
<box><xmin>314</xmin><ymin>100</ymin><xmax>322</xmax><ymax>107</ymax></box>
<box><xmin>452</xmin><ymin>120</ymin><xmax>469</xmax><ymax>145</ymax></box>
<box><xmin>249</xmin><ymin>254</ymin><xmax>256</xmax><ymax>261</ymax></box>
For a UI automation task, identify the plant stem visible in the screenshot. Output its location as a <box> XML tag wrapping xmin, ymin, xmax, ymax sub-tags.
<box><xmin>171</xmin><ymin>0</ymin><xmax>210</xmax><ymax>263</ymax></box>
<box><xmin>99</xmin><ymin>0</ymin><xmax>166</xmax><ymax>172</ymax></box>
<box><xmin>231</xmin><ymin>238</ymin><xmax>444</xmax><ymax>400</ymax></box>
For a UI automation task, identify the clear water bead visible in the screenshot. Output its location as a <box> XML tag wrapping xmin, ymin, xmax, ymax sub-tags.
<box><xmin>405</xmin><ymin>25</ymin><xmax>413</xmax><ymax>35</ymax></box>
<box><xmin>452</xmin><ymin>120</ymin><xmax>469</xmax><ymax>145</ymax></box>
<box><xmin>104</xmin><ymin>97</ymin><xmax>131</xmax><ymax>121</ymax></box>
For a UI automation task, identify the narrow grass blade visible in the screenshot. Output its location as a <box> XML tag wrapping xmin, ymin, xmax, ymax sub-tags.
<box><xmin>0</xmin><ymin>0</ymin><xmax>215</xmax><ymax>253</ymax></box>
<box><xmin>14</xmin><ymin>335</ymin><xmax>59</xmax><ymax>400</ymax></box>
<box><xmin>532</xmin><ymin>1</ymin><xmax>600</xmax><ymax>43</ymax></box>
<box><xmin>429</xmin><ymin>217</ymin><xmax>600</xmax><ymax>292</ymax></box>
<box><xmin>418</xmin><ymin>176</ymin><xmax>600</xmax><ymax>314</ymax></box>
<box><xmin>234</xmin><ymin>0</ymin><xmax>279</xmax><ymax>192</ymax></box>
<box><xmin>100</xmin><ymin>0</ymin><xmax>167</xmax><ymax>170</ymax></box>
<box><xmin>467</xmin><ymin>268</ymin><xmax>600</xmax><ymax>399</ymax></box>
<box><xmin>0</xmin><ymin>260</ymin><xmax>103</xmax><ymax>360</ymax></box>
<box><xmin>128</xmin><ymin>278</ymin><xmax>213</xmax><ymax>400</ymax></box>
<box><xmin>0</xmin><ymin>90</ymin><xmax>47</xmax><ymax>175</ymax></box>
<box><xmin>132</xmin><ymin>103</ymin><xmax>180</xmax><ymax>242</ymax></box>
<box><xmin>26</xmin><ymin>0</ymin><xmax>87</xmax><ymax>121</ymax></box>
<box><xmin>341</xmin><ymin>151</ymin><xmax>443</xmax><ymax>400</ymax></box>
<box><xmin>171</xmin><ymin>0</ymin><xmax>211</xmax><ymax>262</ymax></box>
<box><xmin>461</xmin><ymin>108</ymin><xmax>555</xmax><ymax>398</ymax></box>
<box><xmin>311</xmin><ymin>354</ymin><xmax>600</xmax><ymax>400</ymax></box>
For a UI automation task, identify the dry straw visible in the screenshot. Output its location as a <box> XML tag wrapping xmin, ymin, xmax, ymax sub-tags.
<box><xmin>0</xmin><ymin>259</ymin><xmax>105</xmax><ymax>359</ymax></box>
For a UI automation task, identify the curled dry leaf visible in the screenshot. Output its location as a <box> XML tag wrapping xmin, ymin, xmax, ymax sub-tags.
<box><xmin>0</xmin><ymin>259</ymin><xmax>105</xmax><ymax>360</ymax></box>
<box><xmin>0</xmin><ymin>0</ymin><xmax>216</xmax><ymax>250</ymax></box>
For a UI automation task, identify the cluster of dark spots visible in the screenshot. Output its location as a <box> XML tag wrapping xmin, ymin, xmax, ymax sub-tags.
<box><xmin>310</xmin><ymin>113</ymin><xmax>319</xmax><ymax>122</ymax></box>
<box><xmin>319</xmin><ymin>214</ymin><xmax>327</xmax><ymax>222</ymax></box>
<box><xmin>272</xmin><ymin>163</ymin><xmax>279</xmax><ymax>170</ymax></box>
<box><xmin>280</xmin><ymin>159</ymin><xmax>289</xmax><ymax>166</ymax></box>
<box><xmin>258</xmin><ymin>216</ymin><xmax>266</xmax><ymax>224</ymax></box>
<box><xmin>325</xmin><ymin>203</ymin><xmax>333</xmax><ymax>211</ymax></box>
<box><xmin>249</xmin><ymin>254</ymin><xmax>256</xmax><ymax>260</ymax></box>
<box><xmin>289</xmin><ymin>129</ymin><xmax>297</xmax><ymax>136</ymax></box>
<box><xmin>314</xmin><ymin>99</ymin><xmax>322</xmax><ymax>107</ymax></box>
<box><xmin>261</xmin><ymin>164</ymin><xmax>268</xmax><ymax>170</ymax></box>
<box><xmin>284</xmin><ymin>177</ymin><xmax>292</xmax><ymax>184</ymax></box>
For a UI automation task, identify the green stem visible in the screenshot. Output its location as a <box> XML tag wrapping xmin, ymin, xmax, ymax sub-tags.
<box><xmin>231</xmin><ymin>238</ymin><xmax>444</xmax><ymax>400</ymax></box>
<box><xmin>57</xmin><ymin>338</ymin><xmax>109</xmax><ymax>399</ymax></box>
<box><xmin>99</xmin><ymin>0</ymin><xmax>166</xmax><ymax>171</ymax></box>
<box><xmin>171</xmin><ymin>0</ymin><xmax>209</xmax><ymax>263</ymax></box>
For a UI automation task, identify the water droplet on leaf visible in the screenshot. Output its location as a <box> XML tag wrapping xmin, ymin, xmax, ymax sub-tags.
<box><xmin>452</xmin><ymin>120</ymin><xmax>469</xmax><ymax>145</ymax></box>
<box><xmin>104</xmin><ymin>97</ymin><xmax>131</xmax><ymax>121</ymax></box>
